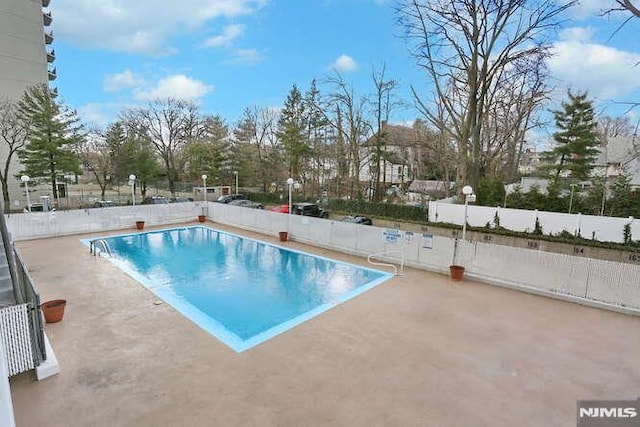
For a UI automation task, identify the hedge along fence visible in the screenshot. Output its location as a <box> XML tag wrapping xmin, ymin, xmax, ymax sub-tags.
<box><xmin>326</xmin><ymin>199</ymin><xmax>427</xmax><ymax>222</ymax></box>
<box><xmin>245</xmin><ymin>193</ymin><xmax>429</xmax><ymax>221</ymax></box>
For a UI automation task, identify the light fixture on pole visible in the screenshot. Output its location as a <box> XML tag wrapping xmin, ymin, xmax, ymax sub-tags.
<box><xmin>201</xmin><ymin>174</ymin><xmax>207</xmax><ymax>202</ymax></box>
<box><xmin>233</xmin><ymin>171</ymin><xmax>239</xmax><ymax>195</ymax></box>
<box><xmin>128</xmin><ymin>174</ymin><xmax>136</xmax><ymax>206</ymax></box>
<box><xmin>286</xmin><ymin>178</ymin><xmax>294</xmax><ymax>214</ymax></box>
<box><xmin>461</xmin><ymin>185</ymin><xmax>475</xmax><ymax>241</ymax></box>
<box><xmin>20</xmin><ymin>175</ymin><xmax>31</xmax><ymax>212</ymax></box>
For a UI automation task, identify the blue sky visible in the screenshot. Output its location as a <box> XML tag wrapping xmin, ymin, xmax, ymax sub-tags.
<box><xmin>49</xmin><ymin>0</ymin><xmax>640</xmax><ymax>143</ymax></box>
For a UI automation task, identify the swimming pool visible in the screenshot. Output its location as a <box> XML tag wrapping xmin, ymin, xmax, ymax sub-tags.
<box><xmin>84</xmin><ymin>226</ymin><xmax>392</xmax><ymax>352</ymax></box>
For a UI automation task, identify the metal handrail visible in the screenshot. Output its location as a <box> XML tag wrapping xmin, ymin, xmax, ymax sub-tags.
<box><xmin>367</xmin><ymin>250</ymin><xmax>404</xmax><ymax>276</ymax></box>
<box><xmin>12</xmin><ymin>246</ymin><xmax>46</xmax><ymax>365</ymax></box>
<box><xmin>89</xmin><ymin>239</ymin><xmax>112</xmax><ymax>257</ymax></box>
<box><xmin>0</xmin><ymin>206</ymin><xmax>21</xmax><ymax>303</ymax></box>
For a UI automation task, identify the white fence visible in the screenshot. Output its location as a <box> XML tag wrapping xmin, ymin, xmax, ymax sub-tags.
<box><xmin>4</xmin><ymin>202</ymin><xmax>639</xmax><ymax>313</ymax></box>
<box><xmin>5</xmin><ymin>203</ymin><xmax>205</xmax><ymax>241</ymax></box>
<box><xmin>428</xmin><ymin>201</ymin><xmax>639</xmax><ymax>244</ymax></box>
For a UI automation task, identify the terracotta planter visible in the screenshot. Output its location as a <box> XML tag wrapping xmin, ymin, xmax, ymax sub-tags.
<box><xmin>278</xmin><ymin>231</ymin><xmax>288</xmax><ymax>242</ymax></box>
<box><xmin>449</xmin><ymin>265</ymin><xmax>465</xmax><ymax>281</ymax></box>
<box><xmin>198</xmin><ymin>215</ymin><xmax>206</xmax><ymax>222</ymax></box>
<box><xmin>135</xmin><ymin>221</ymin><xmax>145</xmax><ymax>230</ymax></box>
<box><xmin>41</xmin><ymin>299</ymin><xmax>67</xmax><ymax>323</ymax></box>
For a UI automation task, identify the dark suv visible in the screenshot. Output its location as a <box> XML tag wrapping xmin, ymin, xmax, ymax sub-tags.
<box><xmin>291</xmin><ymin>202</ymin><xmax>329</xmax><ymax>218</ymax></box>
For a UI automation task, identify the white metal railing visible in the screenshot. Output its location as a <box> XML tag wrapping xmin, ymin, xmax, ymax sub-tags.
<box><xmin>367</xmin><ymin>250</ymin><xmax>404</xmax><ymax>276</ymax></box>
<box><xmin>0</xmin><ymin>304</ymin><xmax>34</xmax><ymax>376</ymax></box>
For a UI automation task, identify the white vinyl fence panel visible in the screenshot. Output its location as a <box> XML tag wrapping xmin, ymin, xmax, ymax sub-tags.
<box><xmin>428</xmin><ymin>201</ymin><xmax>638</xmax><ymax>243</ymax></box>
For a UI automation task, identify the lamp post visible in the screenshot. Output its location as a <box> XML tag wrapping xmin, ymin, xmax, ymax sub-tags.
<box><xmin>286</xmin><ymin>178</ymin><xmax>294</xmax><ymax>214</ymax></box>
<box><xmin>20</xmin><ymin>175</ymin><xmax>31</xmax><ymax>212</ymax></box>
<box><xmin>128</xmin><ymin>174</ymin><xmax>136</xmax><ymax>206</ymax></box>
<box><xmin>568</xmin><ymin>183</ymin><xmax>577</xmax><ymax>214</ymax></box>
<box><xmin>201</xmin><ymin>174</ymin><xmax>207</xmax><ymax>202</ymax></box>
<box><xmin>461</xmin><ymin>185</ymin><xmax>475</xmax><ymax>241</ymax></box>
<box><xmin>233</xmin><ymin>171</ymin><xmax>238</xmax><ymax>195</ymax></box>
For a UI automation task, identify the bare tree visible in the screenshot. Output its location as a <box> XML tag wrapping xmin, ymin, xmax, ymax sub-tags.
<box><xmin>0</xmin><ymin>100</ymin><xmax>29</xmax><ymax>212</ymax></box>
<box><xmin>611</xmin><ymin>0</ymin><xmax>640</xmax><ymax>16</ymax></box>
<box><xmin>596</xmin><ymin>115</ymin><xmax>635</xmax><ymax>145</ymax></box>
<box><xmin>369</xmin><ymin>64</ymin><xmax>400</xmax><ymax>201</ymax></box>
<box><xmin>481</xmin><ymin>53</ymin><xmax>551</xmax><ymax>180</ymax></box>
<box><xmin>122</xmin><ymin>98</ymin><xmax>201</xmax><ymax>195</ymax></box>
<box><xmin>396</xmin><ymin>0</ymin><xmax>574</xmax><ymax>190</ymax></box>
<box><xmin>234</xmin><ymin>106</ymin><xmax>280</xmax><ymax>191</ymax></box>
<box><xmin>76</xmin><ymin>127</ymin><xmax>112</xmax><ymax>200</ymax></box>
<box><xmin>321</xmin><ymin>72</ymin><xmax>371</xmax><ymax>198</ymax></box>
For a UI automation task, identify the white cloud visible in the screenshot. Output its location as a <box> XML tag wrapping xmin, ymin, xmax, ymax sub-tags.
<box><xmin>330</xmin><ymin>54</ymin><xmax>358</xmax><ymax>72</ymax></box>
<box><xmin>134</xmin><ymin>74</ymin><xmax>213</xmax><ymax>101</ymax></box>
<box><xmin>77</xmin><ymin>103</ymin><xmax>115</xmax><ymax>128</ymax></box>
<box><xmin>227</xmin><ymin>49</ymin><xmax>265</xmax><ymax>65</ymax></box>
<box><xmin>569</xmin><ymin>0</ymin><xmax>606</xmax><ymax>19</ymax></box>
<box><xmin>549</xmin><ymin>40</ymin><xmax>640</xmax><ymax>100</ymax></box>
<box><xmin>52</xmin><ymin>0</ymin><xmax>268</xmax><ymax>55</ymax></box>
<box><xmin>103</xmin><ymin>69</ymin><xmax>146</xmax><ymax>92</ymax></box>
<box><xmin>203</xmin><ymin>24</ymin><xmax>245</xmax><ymax>48</ymax></box>
<box><xmin>558</xmin><ymin>26</ymin><xmax>595</xmax><ymax>43</ymax></box>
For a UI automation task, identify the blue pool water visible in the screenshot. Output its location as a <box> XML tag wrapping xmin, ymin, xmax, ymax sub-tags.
<box><xmin>84</xmin><ymin>226</ymin><xmax>392</xmax><ymax>352</ymax></box>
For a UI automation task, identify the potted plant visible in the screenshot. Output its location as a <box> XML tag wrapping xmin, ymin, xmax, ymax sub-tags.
<box><xmin>135</xmin><ymin>220</ymin><xmax>145</xmax><ymax>230</ymax></box>
<box><xmin>198</xmin><ymin>215</ymin><xmax>206</xmax><ymax>222</ymax></box>
<box><xmin>449</xmin><ymin>238</ymin><xmax>465</xmax><ymax>281</ymax></box>
<box><xmin>41</xmin><ymin>299</ymin><xmax>67</xmax><ymax>323</ymax></box>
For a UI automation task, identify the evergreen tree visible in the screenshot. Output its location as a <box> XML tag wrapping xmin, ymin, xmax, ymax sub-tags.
<box><xmin>180</xmin><ymin>115</ymin><xmax>231</xmax><ymax>183</ymax></box>
<box><xmin>109</xmin><ymin>123</ymin><xmax>160</xmax><ymax>199</ymax></box>
<box><xmin>17</xmin><ymin>84</ymin><xmax>83</xmax><ymax>199</ymax></box>
<box><xmin>304</xmin><ymin>79</ymin><xmax>329</xmax><ymax>194</ymax></box>
<box><xmin>583</xmin><ymin>176</ymin><xmax>605</xmax><ymax>215</ymax></box>
<box><xmin>277</xmin><ymin>85</ymin><xmax>310</xmax><ymax>179</ymax></box>
<box><xmin>543</xmin><ymin>91</ymin><xmax>599</xmax><ymax>180</ymax></box>
<box><xmin>608</xmin><ymin>174</ymin><xmax>634</xmax><ymax>217</ymax></box>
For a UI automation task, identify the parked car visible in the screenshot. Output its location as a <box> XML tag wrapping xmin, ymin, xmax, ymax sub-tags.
<box><xmin>141</xmin><ymin>195</ymin><xmax>169</xmax><ymax>205</ymax></box>
<box><xmin>228</xmin><ymin>199</ymin><xmax>264</xmax><ymax>209</ymax></box>
<box><xmin>217</xmin><ymin>194</ymin><xmax>245</xmax><ymax>204</ymax></box>
<box><xmin>270</xmin><ymin>204</ymin><xmax>290</xmax><ymax>213</ymax></box>
<box><xmin>341</xmin><ymin>215</ymin><xmax>373</xmax><ymax>225</ymax></box>
<box><xmin>270</xmin><ymin>203</ymin><xmax>328</xmax><ymax>217</ymax></box>
<box><xmin>292</xmin><ymin>202</ymin><xmax>329</xmax><ymax>218</ymax></box>
<box><xmin>170</xmin><ymin>197</ymin><xmax>191</xmax><ymax>203</ymax></box>
<box><xmin>93</xmin><ymin>200</ymin><xmax>117</xmax><ymax>208</ymax></box>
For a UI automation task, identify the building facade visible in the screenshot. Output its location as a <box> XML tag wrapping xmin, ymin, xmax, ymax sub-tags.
<box><xmin>0</xmin><ymin>0</ymin><xmax>54</xmax><ymax>209</ymax></box>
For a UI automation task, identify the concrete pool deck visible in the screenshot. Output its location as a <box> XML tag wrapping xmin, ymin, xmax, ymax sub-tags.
<box><xmin>9</xmin><ymin>222</ymin><xmax>640</xmax><ymax>426</ymax></box>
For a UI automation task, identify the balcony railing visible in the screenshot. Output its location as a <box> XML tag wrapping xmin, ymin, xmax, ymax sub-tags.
<box><xmin>46</xmin><ymin>49</ymin><xmax>55</xmax><ymax>63</ymax></box>
<box><xmin>42</xmin><ymin>0</ymin><xmax>50</xmax><ymax>7</ymax></box>
<box><xmin>43</xmin><ymin>11</ymin><xmax>52</xmax><ymax>26</ymax></box>
<box><xmin>47</xmin><ymin>67</ymin><xmax>57</xmax><ymax>81</ymax></box>
<box><xmin>45</xmin><ymin>30</ymin><xmax>53</xmax><ymax>45</ymax></box>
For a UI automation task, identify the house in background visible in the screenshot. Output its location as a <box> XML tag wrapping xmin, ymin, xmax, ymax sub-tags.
<box><xmin>406</xmin><ymin>180</ymin><xmax>455</xmax><ymax>204</ymax></box>
<box><xmin>359</xmin><ymin>122</ymin><xmax>432</xmax><ymax>195</ymax></box>
<box><xmin>518</xmin><ymin>148</ymin><xmax>542</xmax><ymax>176</ymax></box>
<box><xmin>594</xmin><ymin>136</ymin><xmax>640</xmax><ymax>189</ymax></box>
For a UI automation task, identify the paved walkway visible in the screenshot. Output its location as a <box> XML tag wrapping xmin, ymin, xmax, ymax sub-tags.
<box><xmin>10</xmin><ymin>222</ymin><xmax>640</xmax><ymax>426</ymax></box>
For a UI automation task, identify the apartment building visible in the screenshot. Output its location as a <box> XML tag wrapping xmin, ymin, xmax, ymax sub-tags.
<box><xmin>0</xmin><ymin>0</ymin><xmax>54</xmax><ymax>208</ymax></box>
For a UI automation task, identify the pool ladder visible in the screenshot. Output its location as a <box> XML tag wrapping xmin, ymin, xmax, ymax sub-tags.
<box><xmin>367</xmin><ymin>250</ymin><xmax>404</xmax><ymax>276</ymax></box>
<box><xmin>89</xmin><ymin>239</ymin><xmax>112</xmax><ymax>257</ymax></box>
